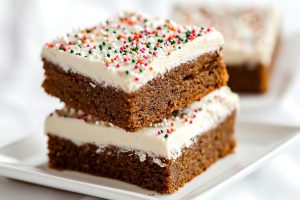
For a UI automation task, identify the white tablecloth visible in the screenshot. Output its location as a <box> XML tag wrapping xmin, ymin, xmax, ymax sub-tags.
<box><xmin>0</xmin><ymin>0</ymin><xmax>300</xmax><ymax>199</ymax></box>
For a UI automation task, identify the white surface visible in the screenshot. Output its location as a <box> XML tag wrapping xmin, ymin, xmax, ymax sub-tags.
<box><xmin>0</xmin><ymin>122</ymin><xmax>299</xmax><ymax>200</ymax></box>
<box><xmin>45</xmin><ymin>86</ymin><xmax>238</xmax><ymax>160</ymax></box>
<box><xmin>1</xmin><ymin>0</ymin><xmax>300</xmax><ymax>199</ymax></box>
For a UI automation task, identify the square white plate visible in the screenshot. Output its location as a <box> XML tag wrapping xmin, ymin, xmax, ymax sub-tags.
<box><xmin>0</xmin><ymin>121</ymin><xmax>299</xmax><ymax>200</ymax></box>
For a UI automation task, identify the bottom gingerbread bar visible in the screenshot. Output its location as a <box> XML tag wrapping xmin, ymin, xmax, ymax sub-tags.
<box><xmin>45</xmin><ymin>86</ymin><xmax>239</xmax><ymax>194</ymax></box>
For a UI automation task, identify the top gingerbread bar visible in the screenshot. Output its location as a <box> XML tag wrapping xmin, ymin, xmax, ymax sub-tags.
<box><xmin>42</xmin><ymin>11</ymin><xmax>228</xmax><ymax>132</ymax></box>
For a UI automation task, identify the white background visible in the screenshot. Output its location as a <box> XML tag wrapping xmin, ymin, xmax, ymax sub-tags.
<box><xmin>0</xmin><ymin>0</ymin><xmax>300</xmax><ymax>199</ymax></box>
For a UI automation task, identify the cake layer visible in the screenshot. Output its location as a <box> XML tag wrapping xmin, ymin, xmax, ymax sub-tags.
<box><xmin>45</xmin><ymin>86</ymin><xmax>238</xmax><ymax>160</ymax></box>
<box><xmin>41</xmin><ymin>11</ymin><xmax>224</xmax><ymax>93</ymax></box>
<box><xmin>47</xmin><ymin>110</ymin><xmax>236</xmax><ymax>194</ymax></box>
<box><xmin>43</xmin><ymin>49</ymin><xmax>228</xmax><ymax>131</ymax></box>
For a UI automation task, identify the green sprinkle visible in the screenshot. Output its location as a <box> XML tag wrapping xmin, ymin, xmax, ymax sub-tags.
<box><xmin>185</xmin><ymin>38</ymin><xmax>189</xmax><ymax>43</ymax></box>
<box><xmin>99</xmin><ymin>45</ymin><xmax>103</xmax><ymax>50</ymax></box>
<box><xmin>197</xmin><ymin>33</ymin><xmax>202</xmax><ymax>37</ymax></box>
<box><xmin>154</xmin><ymin>46</ymin><xmax>157</xmax><ymax>50</ymax></box>
<box><xmin>70</xmin><ymin>49</ymin><xmax>74</xmax><ymax>53</ymax></box>
<box><xmin>84</xmin><ymin>55</ymin><xmax>88</xmax><ymax>58</ymax></box>
<box><xmin>164</xmin><ymin>134</ymin><xmax>168</xmax><ymax>138</ymax></box>
<box><xmin>139</xmin><ymin>69</ymin><xmax>143</xmax><ymax>73</ymax></box>
<box><xmin>113</xmin><ymin>30</ymin><xmax>117</xmax><ymax>34</ymax></box>
<box><xmin>114</xmin><ymin>50</ymin><xmax>117</xmax><ymax>53</ymax></box>
<box><xmin>157</xmin><ymin>38</ymin><xmax>163</xmax><ymax>43</ymax></box>
<box><xmin>132</xmin><ymin>47</ymin><xmax>139</xmax><ymax>51</ymax></box>
<box><xmin>66</xmin><ymin>33</ymin><xmax>70</xmax><ymax>37</ymax></box>
<box><xmin>105</xmin><ymin>28</ymin><xmax>109</xmax><ymax>32</ymax></box>
<box><xmin>75</xmin><ymin>34</ymin><xmax>78</xmax><ymax>38</ymax></box>
<box><xmin>125</xmin><ymin>70</ymin><xmax>129</xmax><ymax>75</ymax></box>
<box><xmin>107</xmin><ymin>54</ymin><xmax>110</xmax><ymax>57</ymax></box>
<box><xmin>170</xmin><ymin>40</ymin><xmax>176</xmax><ymax>45</ymax></box>
<box><xmin>186</xmin><ymin>30</ymin><xmax>191</xmax><ymax>36</ymax></box>
<box><xmin>108</xmin><ymin>47</ymin><xmax>112</xmax><ymax>50</ymax></box>
<box><xmin>102</xmin><ymin>42</ymin><xmax>106</xmax><ymax>46</ymax></box>
<box><xmin>131</xmin><ymin>59</ymin><xmax>135</xmax><ymax>63</ymax></box>
<box><xmin>88</xmin><ymin>49</ymin><xmax>92</xmax><ymax>54</ymax></box>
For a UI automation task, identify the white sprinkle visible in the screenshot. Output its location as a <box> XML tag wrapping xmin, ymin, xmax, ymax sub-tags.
<box><xmin>70</xmin><ymin>108</ymin><xmax>75</xmax><ymax>114</ymax></box>
<box><xmin>89</xmin><ymin>82</ymin><xmax>96</xmax><ymax>88</ymax></box>
<box><xmin>78</xmin><ymin>110</ymin><xmax>84</xmax><ymax>115</ymax></box>
<box><xmin>87</xmin><ymin>115</ymin><xmax>92</xmax><ymax>120</ymax></box>
<box><xmin>95</xmin><ymin>121</ymin><xmax>100</xmax><ymax>126</ymax></box>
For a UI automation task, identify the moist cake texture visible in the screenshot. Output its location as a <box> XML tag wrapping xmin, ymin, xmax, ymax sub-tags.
<box><xmin>46</xmin><ymin>86</ymin><xmax>239</xmax><ymax>193</ymax></box>
<box><xmin>41</xmin><ymin>11</ymin><xmax>228</xmax><ymax>131</ymax></box>
<box><xmin>173</xmin><ymin>4</ymin><xmax>281</xmax><ymax>92</ymax></box>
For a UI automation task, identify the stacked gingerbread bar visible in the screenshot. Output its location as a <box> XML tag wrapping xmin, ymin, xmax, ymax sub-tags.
<box><xmin>42</xmin><ymin>12</ymin><xmax>239</xmax><ymax>193</ymax></box>
<box><xmin>173</xmin><ymin>4</ymin><xmax>281</xmax><ymax>93</ymax></box>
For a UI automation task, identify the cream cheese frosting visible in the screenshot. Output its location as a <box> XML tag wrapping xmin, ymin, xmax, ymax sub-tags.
<box><xmin>173</xmin><ymin>4</ymin><xmax>281</xmax><ymax>66</ymax></box>
<box><xmin>45</xmin><ymin>86</ymin><xmax>239</xmax><ymax>162</ymax></box>
<box><xmin>41</xmin><ymin>11</ymin><xmax>224</xmax><ymax>93</ymax></box>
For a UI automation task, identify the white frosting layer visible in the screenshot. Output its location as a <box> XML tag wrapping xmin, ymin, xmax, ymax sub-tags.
<box><xmin>45</xmin><ymin>86</ymin><xmax>239</xmax><ymax>161</ymax></box>
<box><xmin>41</xmin><ymin>12</ymin><xmax>224</xmax><ymax>93</ymax></box>
<box><xmin>173</xmin><ymin>4</ymin><xmax>281</xmax><ymax>66</ymax></box>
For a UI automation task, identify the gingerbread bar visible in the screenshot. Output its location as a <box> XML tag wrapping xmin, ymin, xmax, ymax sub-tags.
<box><xmin>173</xmin><ymin>4</ymin><xmax>281</xmax><ymax>93</ymax></box>
<box><xmin>41</xmin><ymin>12</ymin><xmax>228</xmax><ymax>132</ymax></box>
<box><xmin>45</xmin><ymin>86</ymin><xmax>238</xmax><ymax>193</ymax></box>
